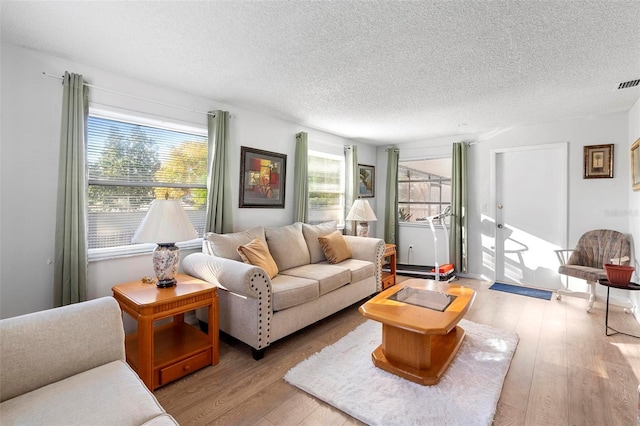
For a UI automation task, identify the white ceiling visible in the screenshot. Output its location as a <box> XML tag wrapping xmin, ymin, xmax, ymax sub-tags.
<box><xmin>2</xmin><ymin>1</ymin><xmax>639</xmax><ymax>145</ymax></box>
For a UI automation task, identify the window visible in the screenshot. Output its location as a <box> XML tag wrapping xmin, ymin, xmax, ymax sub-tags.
<box><xmin>398</xmin><ymin>158</ymin><xmax>451</xmax><ymax>225</ymax></box>
<box><xmin>307</xmin><ymin>150</ymin><xmax>345</xmax><ymax>224</ymax></box>
<box><xmin>87</xmin><ymin>114</ymin><xmax>208</xmax><ymax>251</ymax></box>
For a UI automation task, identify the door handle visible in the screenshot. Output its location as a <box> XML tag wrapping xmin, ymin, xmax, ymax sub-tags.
<box><xmin>497</xmin><ymin>224</ymin><xmax>504</xmax><ymax>229</ymax></box>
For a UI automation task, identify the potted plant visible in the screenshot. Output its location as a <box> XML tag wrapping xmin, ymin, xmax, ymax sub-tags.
<box><xmin>604</xmin><ymin>255</ymin><xmax>634</xmax><ymax>286</ymax></box>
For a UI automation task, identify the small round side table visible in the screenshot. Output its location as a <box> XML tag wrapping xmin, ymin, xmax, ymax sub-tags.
<box><xmin>598</xmin><ymin>279</ymin><xmax>640</xmax><ymax>338</ymax></box>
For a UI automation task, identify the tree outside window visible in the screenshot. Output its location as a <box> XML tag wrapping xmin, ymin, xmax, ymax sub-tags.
<box><xmin>87</xmin><ymin>116</ymin><xmax>207</xmax><ymax>250</ymax></box>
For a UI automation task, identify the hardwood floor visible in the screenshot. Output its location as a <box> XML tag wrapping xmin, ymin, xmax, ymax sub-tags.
<box><xmin>155</xmin><ymin>276</ymin><xmax>640</xmax><ymax>425</ymax></box>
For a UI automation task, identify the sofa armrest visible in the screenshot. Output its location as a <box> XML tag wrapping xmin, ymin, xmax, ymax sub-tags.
<box><xmin>344</xmin><ymin>236</ymin><xmax>385</xmax><ymax>291</ymax></box>
<box><xmin>0</xmin><ymin>297</ymin><xmax>125</xmax><ymax>402</ymax></box>
<box><xmin>344</xmin><ymin>236</ymin><xmax>385</xmax><ymax>262</ymax></box>
<box><xmin>182</xmin><ymin>253</ymin><xmax>271</xmax><ymax>299</ymax></box>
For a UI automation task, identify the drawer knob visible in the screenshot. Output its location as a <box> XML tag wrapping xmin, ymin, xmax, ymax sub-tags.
<box><xmin>183</xmin><ymin>365</ymin><xmax>191</xmax><ymax>371</ymax></box>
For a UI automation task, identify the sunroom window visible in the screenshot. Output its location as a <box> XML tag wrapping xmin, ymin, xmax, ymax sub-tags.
<box><xmin>398</xmin><ymin>158</ymin><xmax>451</xmax><ymax>225</ymax></box>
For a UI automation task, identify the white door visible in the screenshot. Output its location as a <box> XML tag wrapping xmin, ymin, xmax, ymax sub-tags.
<box><xmin>492</xmin><ymin>144</ymin><xmax>567</xmax><ymax>290</ymax></box>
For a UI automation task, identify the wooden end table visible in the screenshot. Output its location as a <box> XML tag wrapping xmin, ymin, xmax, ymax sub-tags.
<box><xmin>112</xmin><ymin>274</ymin><xmax>219</xmax><ymax>390</ymax></box>
<box><xmin>381</xmin><ymin>243</ymin><xmax>397</xmax><ymax>290</ymax></box>
<box><xmin>359</xmin><ymin>278</ymin><xmax>475</xmax><ymax>385</ymax></box>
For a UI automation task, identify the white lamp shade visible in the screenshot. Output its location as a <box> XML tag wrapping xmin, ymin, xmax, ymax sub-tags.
<box><xmin>132</xmin><ymin>199</ymin><xmax>198</xmax><ymax>244</ymax></box>
<box><xmin>346</xmin><ymin>199</ymin><xmax>377</xmax><ymax>222</ymax></box>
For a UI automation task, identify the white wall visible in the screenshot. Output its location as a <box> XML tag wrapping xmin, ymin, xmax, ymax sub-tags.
<box><xmin>627</xmin><ymin>97</ymin><xmax>640</xmax><ymax>318</ymax></box>
<box><xmin>469</xmin><ymin>113</ymin><xmax>630</xmax><ymax>282</ymax></box>
<box><xmin>0</xmin><ymin>43</ymin><xmax>376</xmax><ymax>318</ymax></box>
<box><xmin>378</xmin><ymin>114</ymin><xmax>634</xmax><ymax>288</ymax></box>
<box><xmin>2</xmin><ymin>41</ymin><xmax>635</xmax><ymax>318</ymax></box>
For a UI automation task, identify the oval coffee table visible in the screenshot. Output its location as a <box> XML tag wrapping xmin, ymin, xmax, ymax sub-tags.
<box><xmin>359</xmin><ymin>278</ymin><xmax>476</xmax><ymax>385</ymax></box>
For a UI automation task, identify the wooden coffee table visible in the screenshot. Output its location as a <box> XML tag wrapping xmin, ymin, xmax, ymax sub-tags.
<box><xmin>359</xmin><ymin>278</ymin><xmax>475</xmax><ymax>385</ymax></box>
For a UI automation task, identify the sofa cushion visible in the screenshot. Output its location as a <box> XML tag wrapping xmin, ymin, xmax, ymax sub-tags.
<box><xmin>0</xmin><ymin>297</ymin><xmax>125</xmax><ymax>402</ymax></box>
<box><xmin>328</xmin><ymin>258</ymin><xmax>375</xmax><ymax>283</ymax></box>
<box><xmin>270</xmin><ymin>274</ymin><xmax>319</xmax><ymax>311</ymax></box>
<box><xmin>204</xmin><ymin>226</ymin><xmax>265</xmax><ymax>261</ymax></box>
<box><xmin>281</xmin><ymin>263</ymin><xmax>351</xmax><ymax>296</ymax></box>
<box><xmin>237</xmin><ymin>238</ymin><xmax>279</xmax><ymax>279</ymax></box>
<box><xmin>266</xmin><ymin>223</ymin><xmax>311</xmax><ymax>271</ymax></box>
<box><xmin>0</xmin><ymin>360</ymin><xmax>175</xmax><ymax>426</ymax></box>
<box><xmin>302</xmin><ymin>221</ymin><xmax>337</xmax><ymax>264</ymax></box>
<box><xmin>318</xmin><ymin>230</ymin><xmax>352</xmax><ymax>264</ymax></box>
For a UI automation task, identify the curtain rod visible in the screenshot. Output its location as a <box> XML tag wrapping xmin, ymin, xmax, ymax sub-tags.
<box><xmin>43</xmin><ymin>72</ymin><xmax>223</xmax><ymax>118</ymax></box>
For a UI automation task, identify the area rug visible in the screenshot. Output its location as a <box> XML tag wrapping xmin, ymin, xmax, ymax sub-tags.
<box><xmin>284</xmin><ymin>320</ymin><xmax>518</xmax><ymax>426</ymax></box>
<box><xmin>489</xmin><ymin>282</ymin><xmax>553</xmax><ymax>300</ymax></box>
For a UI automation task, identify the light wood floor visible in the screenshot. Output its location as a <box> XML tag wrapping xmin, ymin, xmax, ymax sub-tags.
<box><xmin>155</xmin><ymin>276</ymin><xmax>640</xmax><ymax>425</ymax></box>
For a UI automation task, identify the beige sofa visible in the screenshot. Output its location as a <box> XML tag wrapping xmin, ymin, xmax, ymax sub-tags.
<box><xmin>0</xmin><ymin>297</ymin><xmax>177</xmax><ymax>426</ymax></box>
<box><xmin>183</xmin><ymin>221</ymin><xmax>385</xmax><ymax>359</ymax></box>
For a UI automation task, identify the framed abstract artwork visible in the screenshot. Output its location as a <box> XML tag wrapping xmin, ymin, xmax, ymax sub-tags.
<box><xmin>358</xmin><ymin>164</ymin><xmax>375</xmax><ymax>198</ymax></box>
<box><xmin>583</xmin><ymin>144</ymin><xmax>614</xmax><ymax>179</ymax></box>
<box><xmin>239</xmin><ymin>146</ymin><xmax>286</xmax><ymax>208</ymax></box>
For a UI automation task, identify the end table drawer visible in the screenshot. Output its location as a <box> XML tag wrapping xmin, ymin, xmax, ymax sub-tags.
<box><xmin>159</xmin><ymin>350</ymin><xmax>211</xmax><ymax>385</ymax></box>
<box><xmin>382</xmin><ymin>276</ymin><xmax>395</xmax><ymax>290</ymax></box>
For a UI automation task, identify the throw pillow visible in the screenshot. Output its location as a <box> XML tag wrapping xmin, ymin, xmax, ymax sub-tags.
<box><xmin>318</xmin><ymin>230</ymin><xmax>352</xmax><ymax>264</ymax></box>
<box><xmin>265</xmin><ymin>222</ymin><xmax>311</xmax><ymax>271</ymax></box>
<box><xmin>237</xmin><ymin>238</ymin><xmax>279</xmax><ymax>279</ymax></box>
<box><xmin>204</xmin><ymin>227</ymin><xmax>266</xmax><ymax>261</ymax></box>
<box><xmin>302</xmin><ymin>221</ymin><xmax>337</xmax><ymax>264</ymax></box>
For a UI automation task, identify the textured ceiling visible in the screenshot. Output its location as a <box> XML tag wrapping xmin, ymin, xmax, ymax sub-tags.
<box><xmin>2</xmin><ymin>1</ymin><xmax>639</xmax><ymax>145</ymax></box>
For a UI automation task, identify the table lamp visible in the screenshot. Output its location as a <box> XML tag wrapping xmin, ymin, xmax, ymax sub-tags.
<box><xmin>132</xmin><ymin>199</ymin><xmax>198</xmax><ymax>288</ymax></box>
<box><xmin>346</xmin><ymin>199</ymin><xmax>377</xmax><ymax>237</ymax></box>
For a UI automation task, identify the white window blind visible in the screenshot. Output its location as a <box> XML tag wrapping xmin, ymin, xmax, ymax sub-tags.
<box><xmin>308</xmin><ymin>150</ymin><xmax>345</xmax><ymax>224</ymax></box>
<box><xmin>87</xmin><ymin>115</ymin><xmax>208</xmax><ymax>250</ymax></box>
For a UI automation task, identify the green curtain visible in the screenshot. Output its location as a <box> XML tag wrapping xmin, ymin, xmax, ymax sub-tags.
<box><xmin>205</xmin><ymin>111</ymin><xmax>233</xmax><ymax>234</ymax></box>
<box><xmin>344</xmin><ymin>145</ymin><xmax>358</xmax><ymax>235</ymax></box>
<box><xmin>54</xmin><ymin>72</ymin><xmax>89</xmax><ymax>306</ymax></box>
<box><xmin>293</xmin><ymin>132</ymin><xmax>308</xmax><ymax>223</ymax></box>
<box><xmin>384</xmin><ymin>148</ymin><xmax>399</xmax><ymax>244</ymax></box>
<box><xmin>450</xmin><ymin>142</ymin><xmax>468</xmax><ymax>273</ymax></box>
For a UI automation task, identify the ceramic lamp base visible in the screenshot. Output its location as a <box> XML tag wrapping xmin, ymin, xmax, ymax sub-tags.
<box><xmin>357</xmin><ymin>222</ymin><xmax>370</xmax><ymax>237</ymax></box>
<box><xmin>153</xmin><ymin>243</ymin><xmax>180</xmax><ymax>288</ymax></box>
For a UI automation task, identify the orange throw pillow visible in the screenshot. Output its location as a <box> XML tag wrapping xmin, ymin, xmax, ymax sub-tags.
<box><xmin>237</xmin><ymin>238</ymin><xmax>279</xmax><ymax>279</ymax></box>
<box><xmin>318</xmin><ymin>230</ymin><xmax>352</xmax><ymax>264</ymax></box>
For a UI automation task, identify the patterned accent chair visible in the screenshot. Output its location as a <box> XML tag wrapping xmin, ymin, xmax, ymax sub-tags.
<box><xmin>555</xmin><ymin>229</ymin><xmax>631</xmax><ymax>312</ymax></box>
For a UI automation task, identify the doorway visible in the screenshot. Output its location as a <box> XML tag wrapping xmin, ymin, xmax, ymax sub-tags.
<box><xmin>490</xmin><ymin>143</ymin><xmax>567</xmax><ymax>290</ymax></box>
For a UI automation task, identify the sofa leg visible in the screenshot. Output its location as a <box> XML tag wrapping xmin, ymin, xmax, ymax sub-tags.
<box><xmin>252</xmin><ymin>348</ymin><xmax>266</xmax><ymax>360</ymax></box>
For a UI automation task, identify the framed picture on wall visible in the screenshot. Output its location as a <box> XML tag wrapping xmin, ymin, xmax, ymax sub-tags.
<box><xmin>239</xmin><ymin>146</ymin><xmax>287</xmax><ymax>208</ymax></box>
<box><xmin>358</xmin><ymin>164</ymin><xmax>375</xmax><ymax>198</ymax></box>
<box><xmin>583</xmin><ymin>144</ymin><xmax>614</xmax><ymax>179</ymax></box>
<box><xmin>632</xmin><ymin>138</ymin><xmax>640</xmax><ymax>191</ymax></box>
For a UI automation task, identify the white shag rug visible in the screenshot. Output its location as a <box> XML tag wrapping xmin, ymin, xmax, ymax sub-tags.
<box><xmin>284</xmin><ymin>319</ymin><xmax>518</xmax><ymax>426</ymax></box>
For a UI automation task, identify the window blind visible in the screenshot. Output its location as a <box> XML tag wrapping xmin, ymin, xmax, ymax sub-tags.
<box><xmin>308</xmin><ymin>150</ymin><xmax>345</xmax><ymax>224</ymax></box>
<box><xmin>87</xmin><ymin>116</ymin><xmax>208</xmax><ymax>249</ymax></box>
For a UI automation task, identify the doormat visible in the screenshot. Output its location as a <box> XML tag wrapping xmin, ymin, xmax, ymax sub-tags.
<box><xmin>284</xmin><ymin>319</ymin><xmax>518</xmax><ymax>426</ymax></box>
<box><xmin>489</xmin><ymin>282</ymin><xmax>552</xmax><ymax>300</ymax></box>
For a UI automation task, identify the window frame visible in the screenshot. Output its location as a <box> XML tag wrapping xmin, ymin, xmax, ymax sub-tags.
<box><xmin>87</xmin><ymin>107</ymin><xmax>207</xmax><ymax>261</ymax></box>
<box><xmin>398</xmin><ymin>156</ymin><xmax>452</xmax><ymax>227</ymax></box>
<box><xmin>307</xmin><ymin>149</ymin><xmax>346</xmax><ymax>225</ymax></box>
